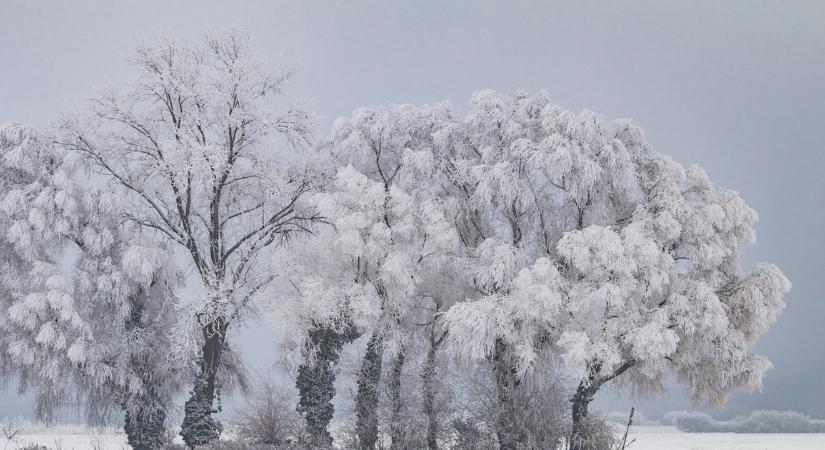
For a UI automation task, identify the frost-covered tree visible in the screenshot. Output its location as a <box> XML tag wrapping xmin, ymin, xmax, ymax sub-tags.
<box><xmin>269</xmin><ymin>229</ymin><xmax>365</xmax><ymax>448</ymax></box>
<box><xmin>0</xmin><ymin>123</ymin><xmax>57</xmax><ymax>380</ymax></box>
<box><xmin>0</xmin><ymin>122</ymin><xmax>184</xmax><ymax>449</ymax></box>
<box><xmin>429</xmin><ymin>90</ymin><xmax>576</xmax><ymax>447</ymax></box>
<box><xmin>401</xmin><ymin>145</ymin><xmax>474</xmax><ymax>450</ymax></box>
<box><xmin>274</xmin><ymin>104</ymin><xmax>459</xmax><ymax>449</ymax></box>
<box><xmin>56</xmin><ymin>31</ymin><xmax>321</xmax><ymax>447</ymax></box>
<box><xmin>439</xmin><ymin>90</ymin><xmax>790</xmax><ymax>449</ymax></box>
<box><xmin>326</xmin><ymin>104</ymin><xmax>462</xmax><ymax>450</ymax></box>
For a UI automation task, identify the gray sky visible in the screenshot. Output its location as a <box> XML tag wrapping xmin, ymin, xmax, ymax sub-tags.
<box><xmin>1</xmin><ymin>0</ymin><xmax>823</xmax><ymax>420</ymax></box>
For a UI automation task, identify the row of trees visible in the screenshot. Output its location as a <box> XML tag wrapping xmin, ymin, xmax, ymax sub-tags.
<box><xmin>0</xmin><ymin>31</ymin><xmax>789</xmax><ymax>449</ymax></box>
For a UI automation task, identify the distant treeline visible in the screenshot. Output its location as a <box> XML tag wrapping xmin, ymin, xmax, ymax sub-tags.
<box><xmin>665</xmin><ymin>410</ymin><xmax>825</xmax><ymax>433</ymax></box>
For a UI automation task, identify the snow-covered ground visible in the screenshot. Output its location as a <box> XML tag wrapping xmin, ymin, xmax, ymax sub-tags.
<box><xmin>628</xmin><ymin>426</ymin><xmax>825</xmax><ymax>450</ymax></box>
<box><xmin>0</xmin><ymin>423</ymin><xmax>127</xmax><ymax>449</ymax></box>
<box><xmin>1</xmin><ymin>424</ymin><xmax>824</xmax><ymax>449</ymax></box>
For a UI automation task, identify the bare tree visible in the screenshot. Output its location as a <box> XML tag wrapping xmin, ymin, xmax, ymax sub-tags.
<box><xmin>58</xmin><ymin>31</ymin><xmax>320</xmax><ymax>447</ymax></box>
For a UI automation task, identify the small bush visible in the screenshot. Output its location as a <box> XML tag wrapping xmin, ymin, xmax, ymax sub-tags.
<box><xmin>163</xmin><ymin>440</ymin><xmax>307</xmax><ymax>450</ymax></box>
<box><xmin>449</xmin><ymin>418</ymin><xmax>498</xmax><ymax>450</ymax></box>
<box><xmin>566</xmin><ymin>415</ymin><xmax>620</xmax><ymax>450</ymax></box>
<box><xmin>446</xmin><ymin>358</ymin><xmax>570</xmax><ymax>449</ymax></box>
<box><xmin>229</xmin><ymin>379</ymin><xmax>308</xmax><ymax>448</ymax></box>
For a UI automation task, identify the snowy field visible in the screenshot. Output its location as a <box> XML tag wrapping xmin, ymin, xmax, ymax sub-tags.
<box><xmin>628</xmin><ymin>426</ymin><xmax>825</xmax><ymax>450</ymax></box>
<box><xmin>0</xmin><ymin>423</ymin><xmax>128</xmax><ymax>449</ymax></box>
<box><xmin>2</xmin><ymin>425</ymin><xmax>825</xmax><ymax>449</ymax></box>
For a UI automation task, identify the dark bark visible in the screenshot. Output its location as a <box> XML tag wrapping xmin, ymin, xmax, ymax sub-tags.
<box><xmin>296</xmin><ymin>324</ymin><xmax>359</xmax><ymax>448</ymax></box>
<box><xmin>569</xmin><ymin>381</ymin><xmax>595</xmax><ymax>450</ymax></box>
<box><xmin>181</xmin><ymin>319</ymin><xmax>228</xmax><ymax>448</ymax></box>
<box><xmin>389</xmin><ymin>348</ymin><xmax>406</xmax><ymax>450</ymax></box>
<box><xmin>354</xmin><ymin>331</ymin><xmax>385</xmax><ymax>450</ymax></box>
<box><xmin>422</xmin><ymin>328</ymin><xmax>443</xmax><ymax>450</ymax></box>
<box><xmin>123</xmin><ymin>396</ymin><xmax>166</xmax><ymax>450</ymax></box>
<box><xmin>491</xmin><ymin>339</ymin><xmax>524</xmax><ymax>450</ymax></box>
<box><xmin>568</xmin><ymin>360</ymin><xmax>635</xmax><ymax>450</ymax></box>
<box><xmin>122</xmin><ymin>287</ymin><xmax>168</xmax><ymax>450</ymax></box>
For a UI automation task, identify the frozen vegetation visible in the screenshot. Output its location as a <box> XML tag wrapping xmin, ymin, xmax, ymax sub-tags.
<box><xmin>0</xmin><ymin>30</ymin><xmax>795</xmax><ymax>449</ymax></box>
<box><xmin>665</xmin><ymin>410</ymin><xmax>825</xmax><ymax>433</ymax></box>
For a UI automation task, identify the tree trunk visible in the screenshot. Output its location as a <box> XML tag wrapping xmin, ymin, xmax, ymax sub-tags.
<box><xmin>123</xmin><ymin>395</ymin><xmax>166</xmax><ymax>450</ymax></box>
<box><xmin>297</xmin><ymin>324</ymin><xmax>359</xmax><ymax>448</ymax></box>
<box><xmin>181</xmin><ymin>319</ymin><xmax>227</xmax><ymax>448</ymax></box>
<box><xmin>491</xmin><ymin>339</ymin><xmax>523</xmax><ymax>450</ymax></box>
<box><xmin>355</xmin><ymin>331</ymin><xmax>384</xmax><ymax>450</ymax></box>
<box><xmin>122</xmin><ymin>289</ymin><xmax>167</xmax><ymax>450</ymax></box>
<box><xmin>389</xmin><ymin>348</ymin><xmax>406</xmax><ymax>450</ymax></box>
<box><xmin>568</xmin><ymin>360</ymin><xmax>634</xmax><ymax>450</ymax></box>
<box><xmin>569</xmin><ymin>382</ymin><xmax>595</xmax><ymax>450</ymax></box>
<box><xmin>422</xmin><ymin>329</ymin><xmax>441</xmax><ymax>450</ymax></box>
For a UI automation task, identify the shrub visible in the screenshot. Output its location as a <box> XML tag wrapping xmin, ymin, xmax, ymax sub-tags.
<box><xmin>445</xmin><ymin>357</ymin><xmax>571</xmax><ymax>449</ymax></box>
<box><xmin>229</xmin><ymin>376</ymin><xmax>308</xmax><ymax>447</ymax></box>
<box><xmin>449</xmin><ymin>418</ymin><xmax>498</xmax><ymax>450</ymax></box>
<box><xmin>565</xmin><ymin>415</ymin><xmax>620</xmax><ymax>450</ymax></box>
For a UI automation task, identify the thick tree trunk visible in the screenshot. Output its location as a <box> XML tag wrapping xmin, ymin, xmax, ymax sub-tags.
<box><xmin>123</xmin><ymin>395</ymin><xmax>166</xmax><ymax>450</ymax></box>
<box><xmin>181</xmin><ymin>319</ymin><xmax>227</xmax><ymax>448</ymax></box>
<box><xmin>421</xmin><ymin>330</ymin><xmax>441</xmax><ymax>450</ymax></box>
<box><xmin>389</xmin><ymin>348</ymin><xmax>406</xmax><ymax>450</ymax></box>
<box><xmin>569</xmin><ymin>382</ymin><xmax>595</xmax><ymax>450</ymax></box>
<box><xmin>355</xmin><ymin>331</ymin><xmax>384</xmax><ymax>450</ymax></box>
<box><xmin>296</xmin><ymin>324</ymin><xmax>359</xmax><ymax>448</ymax></box>
<box><xmin>122</xmin><ymin>289</ymin><xmax>167</xmax><ymax>450</ymax></box>
<box><xmin>491</xmin><ymin>339</ymin><xmax>523</xmax><ymax>450</ymax></box>
<box><xmin>568</xmin><ymin>360</ymin><xmax>634</xmax><ymax>450</ymax></box>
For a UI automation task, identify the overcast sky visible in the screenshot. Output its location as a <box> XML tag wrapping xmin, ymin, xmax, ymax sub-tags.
<box><xmin>1</xmin><ymin>0</ymin><xmax>823</xmax><ymax>420</ymax></box>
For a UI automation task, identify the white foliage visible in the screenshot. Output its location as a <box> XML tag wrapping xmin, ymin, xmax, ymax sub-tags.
<box><xmin>430</xmin><ymin>90</ymin><xmax>790</xmax><ymax>405</ymax></box>
<box><xmin>1</xmin><ymin>62</ymin><xmax>791</xmax><ymax>432</ymax></box>
<box><xmin>272</xmin><ymin>102</ymin><xmax>463</xmax><ymax>365</ymax></box>
<box><xmin>57</xmin><ymin>30</ymin><xmax>318</xmax><ymax>330</ymax></box>
<box><xmin>0</xmin><ymin>121</ymin><xmax>185</xmax><ymax>421</ymax></box>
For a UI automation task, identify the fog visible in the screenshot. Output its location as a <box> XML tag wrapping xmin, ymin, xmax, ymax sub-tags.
<box><xmin>1</xmin><ymin>0</ymin><xmax>823</xmax><ymax>419</ymax></box>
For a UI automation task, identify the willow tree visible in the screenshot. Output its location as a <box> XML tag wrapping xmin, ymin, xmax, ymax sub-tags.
<box><xmin>1</xmin><ymin>122</ymin><xmax>184</xmax><ymax>449</ymax></box>
<box><xmin>58</xmin><ymin>31</ymin><xmax>321</xmax><ymax>446</ymax></box>
<box><xmin>269</xmin><ymin>228</ymin><xmax>365</xmax><ymax>448</ymax></box>
<box><xmin>439</xmin><ymin>90</ymin><xmax>789</xmax><ymax>450</ymax></box>
<box><xmin>273</xmin><ymin>104</ymin><xmax>460</xmax><ymax>449</ymax></box>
